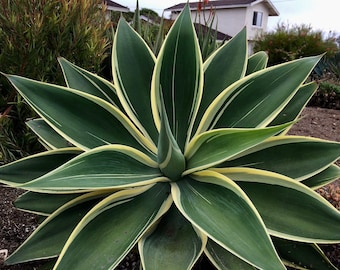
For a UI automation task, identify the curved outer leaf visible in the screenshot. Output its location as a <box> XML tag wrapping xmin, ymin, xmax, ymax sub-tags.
<box><xmin>0</xmin><ymin>148</ymin><xmax>81</xmax><ymax>185</ymax></box>
<box><xmin>151</xmin><ymin>5</ymin><xmax>203</xmax><ymax>151</ymax></box>
<box><xmin>269</xmin><ymin>82</ymin><xmax>318</xmax><ymax>131</ymax></box>
<box><xmin>172</xmin><ymin>171</ymin><xmax>285</xmax><ymax>270</ymax></box>
<box><xmin>27</xmin><ymin>119</ymin><xmax>71</xmax><ymax>149</ymax></box>
<box><xmin>158</xmin><ymin>97</ymin><xmax>185</xmax><ymax>181</ymax></box>
<box><xmin>214</xmin><ymin>167</ymin><xmax>340</xmax><ymax>243</ymax></box>
<box><xmin>272</xmin><ymin>237</ymin><xmax>337</xmax><ymax>270</ymax></box>
<box><xmin>197</xmin><ymin>55</ymin><xmax>322</xmax><ymax>133</ymax></box>
<box><xmin>58</xmin><ymin>57</ymin><xmax>122</xmax><ymax>109</ymax></box>
<box><xmin>302</xmin><ymin>164</ymin><xmax>340</xmax><ymax>189</ymax></box>
<box><xmin>217</xmin><ymin>136</ymin><xmax>340</xmax><ymax>181</ymax></box>
<box><xmin>54</xmin><ymin>183</ymin><xmax>172</xmax><ymax>270</ymax></box>
<box><xmin>112</xmin><ymin>19</ymin><xmax>158</xmax><ymax>143</ymax></box>
<box><xmin>246</xmin><ymin>51</ymin><xmax>268</xmax><ymax>75</ymax></box>
<box><xmin>139</xmin><ymin>206</ymin><xmax>206</xmax><ymax>270</ymax></box>
<box><xmin>6</xmin><ymin>75</ymin><xmax>156</xmax><ymax>156</ymax></box>
<box><xmin>19</xmin><ymin>145</ymin><xmax>167</xmax><ymax>191</ymax></box>
<box><xmin>193</xmin><ymin>28</ymin><xmax>247</xmax><ymax>134</ymax></box>
<box><xmin>15</xmin><ymin>191</ymin><xmax>81</xmax><ymax>216</ymax></box>
<box><xmin>205</xmin><ymin>239</ymin><xmax>257</xmax><ymax>270</ymax></box>
<box><xmin>6</xmin><ymin>191</ymin><xmax>106</xmax><ymax>264</ymax></box>
<box><xmin>185</xmin><ymin>122</ymin><xmax>292</xmax><ymax>174</ymax></box>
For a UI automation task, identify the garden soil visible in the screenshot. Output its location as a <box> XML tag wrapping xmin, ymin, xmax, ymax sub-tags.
<box><xmin>0</xmin><ymin>107</ymin><xmax>339</xmax><ymax>270</ymax></box>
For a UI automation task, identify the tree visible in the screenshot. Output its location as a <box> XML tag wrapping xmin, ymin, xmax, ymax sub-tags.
<box><xmin>140</xmin><ymin>8</ymin><xmax>159</xmax><ymax>20</ymax></box>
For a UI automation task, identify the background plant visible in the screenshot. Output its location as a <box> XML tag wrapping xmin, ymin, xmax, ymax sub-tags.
<box><xmin>194</xmin><ymin>0</ymin><xmax>221</xmax><ymax>60</ymax></box>
<box><xmin>308</xmin><ymin>51</ymin><xmax>340</xmax><ymax>109</ymax></box>
<box><xmin>315</xmin><ymin>51</ymin><xmax>340</xmax><ymax>82</ymax></box>
<box><xmin>254</xmin><ymin>23</ymin><xmax>338</xmax><ymax>66</ymax></box>
<box><xmin>1</xmin><ymin>5</ymin><xmax>340</xmax><ymax>270</ymax></box>
<box><xmin>308</xmin><ymin>81</ymin><xmax>340</xmax><ymax>109</ymax></box>
<box><xmin>0</xmin><ymin>0</ymin><xmax>111</xmax><ymax>164</ymax></box>
<box><xmin>253</xmin><ymin>23</ymin><xmax>340</xmax><ymax>110</ymax></box>
<box><xmin>109</xmin><ymin>4</ymin><xmax>172</xmax><ymax>57</ymax></box>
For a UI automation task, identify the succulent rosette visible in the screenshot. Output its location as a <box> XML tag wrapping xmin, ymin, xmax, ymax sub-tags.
<box><xmin>1</xmin><ymin>5</ymin><xmax>340</xmax><ymax>270</ymax></box>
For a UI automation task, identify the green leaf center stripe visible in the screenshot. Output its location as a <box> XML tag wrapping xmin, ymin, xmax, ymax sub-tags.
<box><xmin>27</xmin><ymin>119</ymin><xmax>72</xmax><ymax>149</ymax></box>
<box><xmin>139</xmin><ymin>206</ymin><xmax>207</xmax><ymax>270</ymax></box>
<box><xmin>59</xmin><ymin>57</ymin><xmax>118</xmax><ymax>105</ymax></box>
<box><xmin>303</xmin><ymin>165</ymin><xmax>340</xmax><ymax>189</ymax></box>
<box><xmin>71</xmin><ymin>88</ymin><xmax>157</xmax><ymax>154</ymax></box>
<box><xmin>152</xmin><ymin>5</ymin><xmax>203</xmax><ymax>151</ymax></box>
<box><xmin>0</xmin><ymin>148</ymin><xmax>82</xmax><ymax>186</ymax></box>
<box><xmin>172</xmin><ymin>171</ymin><xmax>285</xmax><ymax>269</ymax></box>
<box><xmin>113</xmin><ymin>18</ymin><xmax>158</xmax><ymax>144</ymax></box>
<box><xmin>185</xmin><ymin>123</ymin><xmax>291</xmax><ymax>174</ymax></box>
<box><xmin>205</xmin><ymin>239</ymin><xmax>258</xmax><ymax>270</ymax></box>
<box><xmin>193</xmin><ymin>28</ymin><xmax>248</xmax><ymax>135</ymax></box>
<box><xmin>26</xmin><ymin>174</ymin><xmax>163</xmax><ymax>181</ymax></box>
<box><xmin>246</xmin><ymin>51</ymin><xmax>268</xmax><ymax>75</ymax></box>
<box><xmin>14</xmin><ymin>192</ymin><xmax>82</xmax><ymax>216</ymax></box>
<box><xmin>218</xmin><ymin>135</ymin><xmax>340</xmax><ymax>180</ymax></box>
<box><xmin>214</xmin><ymin>167</ymin><xmax>340</xmax><ymax>242</ymax></box>
<box><xmin>272</xmin><ymin>237</ymin><xmax>338</xmax><ymax>270</ymax></box>
<box><xmin>169</xmin><ymin>19</ymin><xmax>201</xmax><ymax>141</ymax></box>
<box><xmin>195</xmin><ymin>80</ymin><xmax>252</xmax><ymax>134</ymax></box>
<box><xmin>18</xmin><ymin>145</ymin><xmax>165</xmax><ymax>190</ymax></box>
<box><xmin>158</xmin><ymin>97</ymin><xmax>186</xmax><ymax>181</ymax></box>
<box><xmin>212</xmin><ymin>167</ymin><xmax>330</xmax><ymax>203</ymax></box>
<box><xmin>197</xmin><ymin>56</ymin><xmax>321</xmax><ymax>132</ymax></box>
<box><xmin>7</xmin><ymin>75</ymin><xmax>157</xmax><ymax>155</ymax></box>
<box><xmin>269</xmin><ymin>82</ymin><xmax>318</xmax><ymax>134</ymax></box>
<box><xmin>54</xmin><ymin>184</ymin><xmax>173</xmax><ymax>269</ymax></box>
<box><xmin>5</xmin><ymin>193</ymin><xmax>105</xmax><ymax>264</ymax></box>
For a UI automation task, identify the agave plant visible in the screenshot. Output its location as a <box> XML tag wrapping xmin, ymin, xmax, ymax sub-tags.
<box><xmin>1</xmin><ymin>5</ymin><xmax>340</xmax><ymax>270</ymax></box>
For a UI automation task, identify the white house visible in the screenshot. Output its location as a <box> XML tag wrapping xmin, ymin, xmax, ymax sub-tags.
<box><xmin>104</xmin><ymin>0</ymin><xmax>129</xmax><ymax>13</ymax></box>
<box><xmin>165</xmin><ymin>0</ymin><xmax>279</xmax><ymax>53</ymax></box>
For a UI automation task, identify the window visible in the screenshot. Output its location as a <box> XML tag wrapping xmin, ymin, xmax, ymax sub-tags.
<box><xmin>252</xmin><ymin>11</ymin><xmax>263</xmax><ymax>27</ymax></box>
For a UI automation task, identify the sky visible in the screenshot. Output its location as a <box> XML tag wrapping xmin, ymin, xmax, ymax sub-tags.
<box><xmin>117</xmin><ymin>0</ymin><xmax>340</xmax><ymax>35</ymax></box>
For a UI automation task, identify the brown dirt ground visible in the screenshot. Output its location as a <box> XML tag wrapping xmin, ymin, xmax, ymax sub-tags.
<box><xmin>0</xmin><ymin>107</ymin><xmax>339</xmax><ymax>270</ymax></box>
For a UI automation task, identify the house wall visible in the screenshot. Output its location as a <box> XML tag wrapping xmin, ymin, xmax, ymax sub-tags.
<box><xmin>170</xmin><ymin>8</ymin><xmax>247</xmax><ymax>37</ymax></box>
<box><xmin>245</xmin><ymin>2</ymin><xmax>269</xmax><ymax>40</ymax></box>
<box><xmin>245</xmin><ymin>2</ymin><xmax>270</xmax><ymax>53</ymax></box>
<box><xmin>169</xmin><ymin>2</ymin><xmax>272</xmax><ymax>54</ymax></box>
<box><xmin>213</xmin><ymin>8</ymin><xmax>247</xmax><ymax>38</ymax></box>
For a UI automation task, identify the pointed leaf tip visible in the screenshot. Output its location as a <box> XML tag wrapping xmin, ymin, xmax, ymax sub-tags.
<box><xmin>152</xmin><ymin>2</ymin><xmax>203</xmax><ymax>151</ymax></box>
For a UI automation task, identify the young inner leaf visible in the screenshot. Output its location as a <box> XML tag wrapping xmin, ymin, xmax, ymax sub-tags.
<box><xmin>157</xmin><ymin>94</ymin><xmax>185</xmax><ymax>181</ymax></box>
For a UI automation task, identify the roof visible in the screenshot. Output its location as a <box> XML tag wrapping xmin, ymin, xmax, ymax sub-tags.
<box><xmin>194</xmin><ymin>23</ymin><xmax>232</xmax><ymax>41</ymax></box>
<box><xmin>104</xmin><ymin>0</ymin><xmax>129</xmax><ymax>12</ymax></box>
<box><xmin>165</xmin><ymin>0</ymin><xmax>279</xmax><ymax>16</ymax></box>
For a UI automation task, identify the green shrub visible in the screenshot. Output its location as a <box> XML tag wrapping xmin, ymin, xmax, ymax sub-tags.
<box><xmin>308</xmin><ymin>81</ymin><xmax>340</xmax><ymax>109</ymax></box>
<box><xmin>1</xmin><ymin>5</ymin><xmax>340</xmax><ymax>270</ymax></box>
<box><xmin>319</xmin><ymin>82</ymin><xmax>340</xmax><ymax>94</ymax></box>
<box><xmin>0</xmin><ymin>0</ymin><xmax>111</xmax><ymax>163</ymax></box>
<box><xmin>254</xmin><ymin>23</ymin><xmax>338</xmax><ymax>66</ymax></box>
<box><xmin>313</xmin><ymin>51</ymin><xmax>340</xmax><ymax>82</ymax></box>
<box><xmin>328</xmin><ymin>52</ymin><xmax>340</xmax><ymax>82</ymax></box>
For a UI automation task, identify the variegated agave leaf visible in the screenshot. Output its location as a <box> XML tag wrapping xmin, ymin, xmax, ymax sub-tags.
<box><xmin>1</xmin><ymin>4</ymin><xmax>339</xmax><ymax>270</ymax></box>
